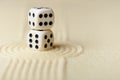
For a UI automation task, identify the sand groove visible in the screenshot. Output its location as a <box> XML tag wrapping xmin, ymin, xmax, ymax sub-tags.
<box><xmin>1</xmin><ymin>58</ymin><xmax>66</xmax><ymax>80</ymax></box>
<box><xmin>0</xmin><ymin>41</ymin><xmax>82</xmax><ymax>80</ymax></box>
<box><xmin>0</xmin><ymin>42</ymin><xmax>82</xmax><ymax>59</ymax></box>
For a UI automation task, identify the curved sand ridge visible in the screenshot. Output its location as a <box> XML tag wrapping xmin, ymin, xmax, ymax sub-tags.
<box><xmin>0</xmin><ymin>42</ymin><xmax>82</xmax><ymax>60</ymax></box>
<box><xmin>0</xmin><ymin>42</ymin><xmax>82</xmax><ymax>80</ymax></box>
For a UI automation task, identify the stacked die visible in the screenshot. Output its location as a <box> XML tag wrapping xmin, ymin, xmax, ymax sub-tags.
<box><xmin>27</xmin><ymin>7</ymin><xmax>54</xmax><ymax>51</ymax></box>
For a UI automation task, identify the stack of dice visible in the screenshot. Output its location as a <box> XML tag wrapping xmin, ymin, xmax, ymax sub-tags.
<box><xmin>27</xmin><ymin>7</ymin><xmax>54</xmax><ymax>51</ymax></box>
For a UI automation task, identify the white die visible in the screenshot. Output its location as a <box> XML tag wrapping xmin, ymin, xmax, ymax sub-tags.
<box><xmin>27</xmin><ymin>29</ymin><xmax>54</xmax><ymax>51</ymax></box>
<box><xmin>28</xmin><ymin>7</ymin><xmax>54</xmax><ymax>30</ymax></box>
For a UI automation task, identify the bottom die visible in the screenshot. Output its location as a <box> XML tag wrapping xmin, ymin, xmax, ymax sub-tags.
<box><xmin>27</xmin><ymin>29</ymin><xmax>54</xmax><ymax>51</ymax></box>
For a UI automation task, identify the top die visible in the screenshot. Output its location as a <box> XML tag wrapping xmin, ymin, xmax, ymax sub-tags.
<box><xmin>28</xmin><ymin>7</ymin><xmax>54</xmax><ymax>30</ymax></box>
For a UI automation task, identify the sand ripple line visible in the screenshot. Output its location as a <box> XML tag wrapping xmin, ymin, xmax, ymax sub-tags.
<box><xmin>0</xmin><ymin>42</ymin><xmax>82</xmax><ymax>59</ymax></box>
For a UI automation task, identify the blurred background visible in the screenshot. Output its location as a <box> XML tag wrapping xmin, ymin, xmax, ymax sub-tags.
<box><xmin>0</xmin><ymin>0</ymin><xmax>120</xmax><ymax>48</ymax></box>
<box><xmin>0</xmin><ymin>0</ymin><xmax>120</xmax><ymax>47</ymax></box>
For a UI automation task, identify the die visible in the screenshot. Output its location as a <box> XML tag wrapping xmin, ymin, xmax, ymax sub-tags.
<box><xmin>28</xmin><ymin>7</ymin><xmax>54</xmax><ymax>30</ymax></box>
<box><xmin>27</xmin><ymin>29</ymin><xmax>54</xmax><ymax>51</ymax></box>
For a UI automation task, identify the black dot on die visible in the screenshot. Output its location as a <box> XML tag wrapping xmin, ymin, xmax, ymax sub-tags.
<box><xmin>35</xmin><ymin>34</ymin><xmax>39</xmax><ymax>38</ymax></box>
<box><xmin>44</xmin><ymin>14</ymin><xmax>48</xmax><ymax>18</ymax></box>
<box><xmin>50</xmin><ymin>34</ymin><xmax>53</xmax><ymax>38</ymax></box>
<box><xmin>50</xmin><ymin>42</ymin><xmax>53</xmax><ymax>46</ymax></box>
<box><xmin>29</xmin><ymin>12</ymin><xmax>31</xmax><ymax>16</ymax></box>
<box><xmin>35</xmin><ymin>40</ymin><xmax>39</xmax><ymax>43</ymax></box>
<box><xmin>29</xmin><ymin>39</ymin><xmax>32</xmax><ymax>43</ymax></box>
<box><xmin>35</xmin><ymin>45</ymin><xmax>39</xmax><ymax>49</ymax></box>
<box><xmin>29</xmin><ymin>44</ymin><xmax>32</xmax><ymax>48</ymax></box>
<box><xmin>39</xmin><ymin>22</ymin><xmax>43</xmax><ymax>26</ymax></box>
<box><xmin>33</xmin><ymin>13</ymin><xmax>35</xmax><ymax>17</ymax></box>
<box><xmin>29</xmin><ymin>33</ymin><xmax>32</xmax><ymax>37</ymax></box>
<box><xmin>44</xmin><ymin>44</ymin><xmax>47</xmax><ymax>48</ymax></box>
<box><xmin>44</xmin><ymin>35</ymin><xmax>47</xmax><ymax>39</ymax></box>
<box><xmin>49</xmin><ymin>13</ymin><xmax>53</xmax><ymax>17</ymax></box>
<box><xmin>49</xmin><ymin>21</ymin><xmax>53</xmax><ymax>25</ymax></box>
<box><xmin>37</xmin><ymin>7</ymin><xmax>42</xmax><ymax>9</ymax></box>
<box><xmin>29</xmin><ymin>21</ymin><xmax>31</xmax><ymax>25</ymax></box>
<box><xmin>47</xmin><ymin>39</ymin><xmax>50</xmax><ymax>43</ymax></box>
<box><xmin>44</xmin><ymin>22</ymin><xmax>48</xmax><ymax>26</ymax></box>
<box><xmin>39</xmin><ymin>14</ymin><xmax>43</xmax><ymax>18</ymax></box>
<box><xmin>32</xmin><ymin>22</ymin><xmax>35</xmax><ymax>26</ymax></box>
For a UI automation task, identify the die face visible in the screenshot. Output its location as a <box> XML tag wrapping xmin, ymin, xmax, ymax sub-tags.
<box><xmin>28</xmin><ymin>7</ymin><xmax>54</xmax><ymax>30</ymax></box>
<box><xmin>27</xmin><ymin>30</ymin><xmax>54</xmax><ymax>51</ymax></box>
